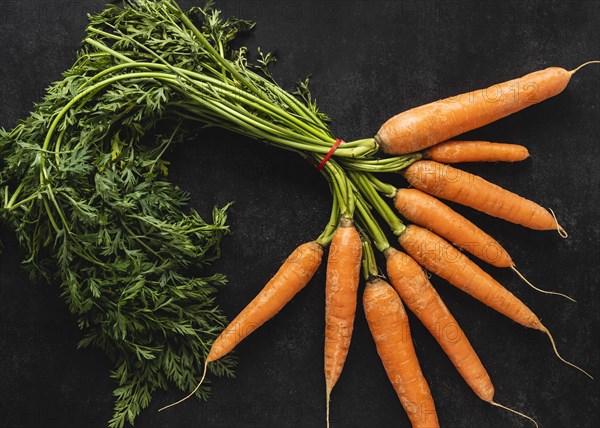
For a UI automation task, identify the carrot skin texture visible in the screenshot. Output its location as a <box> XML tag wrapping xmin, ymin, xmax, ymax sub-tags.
<box><xmin>399</xmin><ymin>225</ymin><xmax>543</xmax><ymax>330</ymax></box>
<box><xmin>424</xmin><ymin>141</ymin><xmax>530</xmax><ymax>163</ymax></box>
<box><xmin>363</xmin><ymin>278</ymin><xmax>440</xmax><ymax>428</ymax></box>
<box><xmin>376</xmin><ymin>67</ymin><xmax>571</xmax><ymax>154</ymax></box>
<box><xmin>386</xmin><ymin>249</ymin><xmax>494</xmax><ymax>402</ymax></box>
<box><xmin>394</xmin><ymin>188</ymin><xmax>513</xmax><ymax>267</ymax></box>
<box><xmin>404</xmin><ymin>160</ymin><xmax>556</xmax><ymax>230</ymax></box>
<box><xmin>208</xmin><ymin>241</ymin><xmax>323</xmax><ymax>362</ymax></box>
<box><xmin>324</xmin><ymin>218</ymin><xmax>362</xmax><ymax>393</ymax></box>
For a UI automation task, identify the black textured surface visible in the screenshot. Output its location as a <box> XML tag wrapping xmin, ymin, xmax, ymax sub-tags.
<box><xmin>1</xmin><ymin>1</ymin><xmax>599</xmax><ymax>427</ymax></box>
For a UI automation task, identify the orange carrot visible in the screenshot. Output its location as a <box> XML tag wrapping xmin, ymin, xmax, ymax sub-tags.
<box><xmin>425</xmin><ymin>141</ymin><xmax>529</xmax><ymax>163</ymax></box>
<box><xmin>208</xmin><ymin>241</ymin><xmax>323</xmax><ymax>362</ymax></box>
<box><xmin>399</xmin><ymin>225</ymin><xmax>542</xmax><ymax>329</ymax></box>
<box><xmin>325</xmin><ymin>217</ymin><xmax>362</xmax><ymax>426</ymax></box>
<box><xmin>394</xmin><ymin>188</ymin><xmax>512</xmax><ymax>268</ymax></box>
<box><xmin>404</xmin><ymin>160</ymin><xmax>565</xmax><ymax>234</ymax></box>
<box><xmin>375</xmin><ymin>64</ymin><xmax>597</xmax><ymax>155</ymax></box>
<box><xmin>386</xmin><ymin>249</ymin><xmax>540</xmax><ymax>425</ymax></box>
<box><xmin>398</xmin><ymin>225</ymin><xmax>592</xmax><ymax>378</ymax></box>
<box><xmin>363</xmin><ymin>278</ymin><xmax>439</xmax><ymax>428</ymax></box>
<box><xmin>386</xmin><ymin>248</ymin><xmax>494</xmax><ymax>401</ymax></box>
<box><xmin>393</xmin><ymin>187</ymin><xmax>575</xmax><ymax>300</ymax></box>
<box><xmin>158</xmin><ymin>240</ymin><xmax>323</xmax><ymax>412</ymax></box>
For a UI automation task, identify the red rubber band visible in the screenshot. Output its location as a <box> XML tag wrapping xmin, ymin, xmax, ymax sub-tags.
<box><xmin>317</xmin><ymin>139</ymin><xmax>344</xmax><ymax>171</ymax></box>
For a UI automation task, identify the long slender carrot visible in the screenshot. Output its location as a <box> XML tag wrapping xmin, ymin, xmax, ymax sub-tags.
<box><xmin>398</xmin><ymin>225</ymin><xmax>592</xmax><ymax>378</ymax></box>
<box><xmin>394</xmin><ymin>187</ymin><xmax>512</xmax><ymax>267</ymax></box>
<box><xmin>385</xmin><ymin>247</ymin><xmax>537</xmax><ymax>427</ymax></box>
<box><xmin>399</xmin><ymin>225</ymin><xmax>540</xmax><ymax>328</ymax></box>
<box><xmin>158</xmin><ymin>240</ymin><xmax>323</xmax><ymax>412</ymax></box>
<box><xmin>325</xmin><ymin>217</ymin><xmax>362</xmax><ymax>427</ymax></box>
<box><xmin>363</xmin><ymin>277</ymin><xmax>439</xmax><ymax>428</ymax></box>
<box><xmin>386</xmin><ymin>248</ymin><xmax>494</xmax><ymax>401</ymax></box>
<box><xmin>393</xmin><ymin>187</ymin><xmax>574</xmax><ymax>300</ymax></box>
<box><xmin>424</xmin><ymin>141</ymin><xmax>530</xmax><ymax>163</ymax></box>
<box><xmin>208</xmin><ymin>240</ymin><xmax>323</xmax><ymax>362</ymax></box>
<box><xmin>404</xmin><ymin>160</ymin><xmax>566</xmax><ymax>234</ymax></box>
<box><xmin>376</xmin><ymin>62</ymin><xmax>598</xmax><ymax>155</ymax></box>
<box><xmin>385</xmin><ymin>249</ymin><xmax>539</xmax><ymax>425</ymax></box>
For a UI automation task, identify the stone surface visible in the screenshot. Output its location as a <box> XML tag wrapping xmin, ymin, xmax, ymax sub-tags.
<box><xmin>0</xmin><ymin>1</ymin><xmax>598</xmax><ymax>427</ymax></box>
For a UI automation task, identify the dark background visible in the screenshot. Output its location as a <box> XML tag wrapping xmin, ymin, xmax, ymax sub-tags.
<box><xmin>1</xmin><ymin>1</ymin><xmax>599</xmax><ymax>427</ymax></box>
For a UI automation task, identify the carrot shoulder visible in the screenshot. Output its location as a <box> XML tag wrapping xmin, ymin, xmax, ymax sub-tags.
<box><xmin>404</xmin><ymin>160</ymin><xmax>558</xmax><ymax>231</ymax></box>
<box><xmin>208</xmin><ymin>241</ymin><xmax>323</xmax><ymax>362</ymax></box>
<box><xmin>363</xmin><ymin>278</ymin><xmax>439</xmax><ymax>428</ymax></box>
<box><xmin>386</xmin><ymin>248</ymin><xmax>494</xmax><ymax>402</ymax></box>
<box><xmin>376</xmin><ymin>67</ymin><xmax>571</xmax><ymax>154</ymax></box>
<box><xmin>424</xmin><ymin>141</ymin><xmax>530</xmax><ymax>163</ymax></box>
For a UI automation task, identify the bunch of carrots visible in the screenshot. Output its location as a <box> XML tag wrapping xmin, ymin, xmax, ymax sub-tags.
<box><xmin>159</xmin><ymin>61</ymin><xmax>597</xmax><ymax>426</ymax></box>
<box><xmin>1</xmin><ymin>2</ymin><xmax>596</xmax><ymax>426</ymax></box>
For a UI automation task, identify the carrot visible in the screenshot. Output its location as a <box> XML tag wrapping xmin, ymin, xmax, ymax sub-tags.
<box><xmin>363</xmin><ymin>277</ymin><xmax>439</xmax><ymax>428</ymax></box>
<box><xmin>393</xmin><ymin>187</ymin><xmax>575</xmax><ymax>300</ymax></box>
<box><xmin>398</xmin><ymin>225</ymin><xmax>592</xmax><ymax>378</ymax></box>
<box><xmin>375</xmin><ymin>62</ymin><xmax>599</xmax><ymax>155</ymax></box>
<box><xmin>394</xmin><ymin>188</ymin><xmax>512</xmax><ymax>268</ymax></box>
<box><xmin>324</xmin><ymin>217</ymin><xmax>362</xmax><ymax>427</ymax></box>
<box><xmin>399</xmin><ymin>224</ymin><xmax>540</xmax><ymax>328</ymax></box>
<box><xmin>404</xmin><ymin>160</ymin><xmax>567</xmax><ymax>235</ymax></box>
<box><xmin>385</xmin><ymin>248</ymin><xmax>538</xmax><ymax>425</ymax></box>
<box><xmin>159</xmin><ymin>240</ymin><xmax>323</xmax><ymax>412</ymax></box>
<box><xmin>424</xmin><ymin>141</ymin><xmax>529</xmax><ymax>163</ymax></box>
<box><xmin>386</xmin><ymin>248</ymin><xmax>494</xmax><ymax>401</ymax></box>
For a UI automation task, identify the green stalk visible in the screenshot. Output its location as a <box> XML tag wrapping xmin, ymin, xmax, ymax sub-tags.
<box><xmin>353</xmin><ymin>193</ymin><xmax>389</xmax><ymax>253</ymax></box>
<box><xmin>356</xmin><ymin>225</ymin><xmax>379</xmax><ymax>280</ymax></box>
<box><xmin>339</xmin><ymin>153</ymin><xmax>422</xmax><ymax>172</ymax></box>
<box><xmin>367</xmin><ymin>173</ymin><xmax>397</xmax><ymax>197</ymax></box>
<box><xmin>316</xmin><ymin>187</ymin><xmax>339</xmax><ymax>247</ymax></box>
<box><xmin>350</xmin><ymin>172</ymin><xmax>405</xmax><ymax>235</ymax></box>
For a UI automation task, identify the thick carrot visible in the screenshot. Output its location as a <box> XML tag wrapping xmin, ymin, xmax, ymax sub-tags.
<box><xmin>324</xmin><ymin>217</ymin><xmax>362</xmax><ymax>425</ymax></box>
<box><xmin>386</xmin><ymin>248</ymin><xmax>494</xmax><ymax>401</ymax></box>
<box><xmin>404</xmin><ymin>160</ymin><xmax>562</xmax><ymax>232</ymax></box>
<box><xmin>376</xmin><ymin>65</ymin><xmax>582</xmax><ymax>155</ymax></box>
<box><xmin>399</xmin><ymin>225</ymin><xmax>542</xmax><ymax>330</ymax></box>
<box><xmin>363</xmin><ymin>278</ymin><xmax>439</xmax><ymax>428</ymax></box>
<box><xmin>424</xmin><ymin>141</ymin><xmax>530</xmax><ymax>163</ymax></box>
<box><xmin>394</xmin><ymin>188</ymin><xmax>512</xmax><ymax>268</ymax></box>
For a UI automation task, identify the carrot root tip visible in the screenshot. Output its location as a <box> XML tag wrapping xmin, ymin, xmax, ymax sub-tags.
<box><xmin>569</xmin><ymin>60</ymin><xmax>600</xmax><ymax>74</ymax></box>
<box><xmin>326</xmin><ymin>389</ymin><xmax>331</xmax><ymax>428</ymax></box>
<box><xmin>548</xmin><ymin>208</ymin><xmax>568</xmax><ymax>239</ymax></box>
<box><xmin>542</xmin><ymin>326</ymin><xmax>594</xmax><ymax>379</ymax></box>
<box><xmin>511</xmin><ymin>265</ymin><xmax>576</xmax><ymax>302</ymax></box>
<box><xmin>158</xmin><ymin>360</ymin><xmax>209</xmax><ymax>412</ymax></box>
<box><xmin>490</xmin><ymin>401</ymin><xmax>538</xmax><ymax>428</ymax></box>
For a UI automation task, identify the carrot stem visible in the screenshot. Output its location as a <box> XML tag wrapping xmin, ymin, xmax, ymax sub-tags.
<box><xmin>350</xmin><ymin>172</ymin><xmax>405</xmax><ymax>235</ymax></box>
<box><xmin>358</xmin><ymin>229</ymin><xmax>378</xmax><ymax>280</ymax></box>
<box><xmin>354</xmin><ymin>194</ymin><xmax>389</xmax><ymax>252</ymax></box>
<box><xmin>317</xmin><ymin>188</ymin><xmax>340</xmax><ymax>247</ymax></box>
<box><xmin>366</xmin><ymin>173</ymin><xmax>397</xmax><ymax>197</ymax></box>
